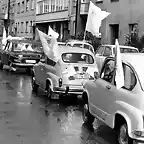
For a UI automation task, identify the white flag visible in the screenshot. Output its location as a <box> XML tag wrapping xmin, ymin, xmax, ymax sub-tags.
<box><xmin>2</xmin><ymin>27</ymin><xmax>7</xmax><ymax>49</ymax></box>
<box><xmin>36</xmin><ymin>28</ymin><xmax>60</xmax><ymax>62</ymax></box>
<box><xmin>115</xmin><ymin>39</ymin><xmax>124</xmax><ymax>89</ymax></box>
<box><xmin>85</xmin><ymin>1</ymin><xmax>110</xmax><ymax>37</ymax></box>
<box><xmin>48</xmin><ymin>26</ymin><xmax>59</xmax><ymax>39</ymax></box>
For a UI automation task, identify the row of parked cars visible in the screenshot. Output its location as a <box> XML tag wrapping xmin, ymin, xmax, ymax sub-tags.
<box><xmin>0</xmin><ymin>36</ymin><xmax>143</xmax><ymax>144</ymax></box>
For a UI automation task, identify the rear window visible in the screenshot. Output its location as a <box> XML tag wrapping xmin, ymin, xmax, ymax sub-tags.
<box><xmin>62</xmin><ymin>53</ymin><xmax>94</xmax><ymax>64</ymax></box>
<box><xmin>113</xmin><ymin>47</ymin><xmax>138</xmax><ymax>54</ymax></box>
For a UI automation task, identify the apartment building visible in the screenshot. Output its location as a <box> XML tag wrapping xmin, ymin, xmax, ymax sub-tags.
<box><xmin>75</xmin><ymin>0</ymin><xmax>144</xmax><ymax>45</ymax></box>
<box><xmin>0</xmin><ymin>0</ymin><xmax>16</xmax><ymax>36</ymax></box>
<box><xmin>15</xmin><ymin>0</ymin><xmax>36</xmax><ymax>39</ymax></box>
<box><xmin>35</xmin><ymin>0</ymin><xmax>69</xmax><ymax>41</ymax></box>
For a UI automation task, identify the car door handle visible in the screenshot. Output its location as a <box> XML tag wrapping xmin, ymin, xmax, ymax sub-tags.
<box><xmin>106</xmin><ymin>85</ymin><xmax>111</xmax><ymax>89</ymax></box>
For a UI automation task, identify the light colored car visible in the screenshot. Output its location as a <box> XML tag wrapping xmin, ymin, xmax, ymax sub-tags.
<box><xmin>82</xmin><ymin>53</ymin><xmax>144</xmax><ymax>144</ymax></box>
<box><xmin>95</xmin><ymin>45</ymin><xmax>139</xmax><ymax>72</ymax></box>
<box><xmin>66</xmin><ymin>40</ymin><xmax>95</xmax><ymax>54</ymax></box>
<box><xmin>57</xmin><ymin>42</ymin><xmax>66</xmax><ymax>46</ymax></box>
<box><xmin>31</xmin><ymin>46</ymin><xmax>98</xmax><ymax>100</ymax></box>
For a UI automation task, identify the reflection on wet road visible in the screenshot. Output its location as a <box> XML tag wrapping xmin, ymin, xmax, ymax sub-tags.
<box><xmin>0</xmin><ymin>68</ymin><xmax>116</xmax><ymax>144</ymax></box>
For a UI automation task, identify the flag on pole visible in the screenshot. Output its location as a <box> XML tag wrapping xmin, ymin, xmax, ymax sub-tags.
<box><xmin>2</xmin><ymin>27</ymin><xmax>7</xmax><ymax>49</ymax></box>
<box><xmin>115</xmin><ymin>39</ymin><xmax>124</xmax><ymax>89</ymax></box>
<box><xmin>36</xmin><ymin>28</ymin><xmax>60</xmax><ymax>62</ymax></box>
<box><xmin>85</xmin><ymin>1</ymin><xmax>110</xmax><ymax>37</ymax></box>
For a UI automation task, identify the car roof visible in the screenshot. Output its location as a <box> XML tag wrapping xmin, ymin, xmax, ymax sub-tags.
<box><xmin>59</xmin><ymin>46</ymin><xmax>94</xmax><ymax>55</ymax></box>
<box><xmin>101</xmin><ymin>45</ymin><xmax>137</xmax><ymax>50</ymax></box>
<box><xmin>67</xmin><ymin>40</ymin><xmax>92</xmax><ymax>46</ymax></box>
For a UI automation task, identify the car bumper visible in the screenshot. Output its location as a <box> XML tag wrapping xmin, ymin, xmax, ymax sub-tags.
<box><xmin>12</xmin><ymin>63</ymin><xmax>35</xmax><ymax>68</ymax></box>
<box><xmin>53</xmin><ymin>86</ymin><xmax>83</xmax><ymax>95</ymax></box>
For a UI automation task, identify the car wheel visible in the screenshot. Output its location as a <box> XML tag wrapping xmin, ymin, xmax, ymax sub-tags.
<box><xmin>82</xmin><ymin>103</ymin><xmax>95</xmax><ymax>125</ymax></box>
<box><xmin>31</xmin><ymin>75</ymin><xmax>39</xmax><ymax>92</ymax></box>
<box><xmin>0</xmin><ymin>61</ymin><xmax>4</xmax><ymax>69</ymax></box>
<box><xmin>117</xmin><ymin>123</ymin><xmax>133</xmax><ymax>144</ymax></box>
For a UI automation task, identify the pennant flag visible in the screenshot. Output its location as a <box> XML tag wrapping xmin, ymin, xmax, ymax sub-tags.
<box><xmin>36</xmin><ymin>28</ymin><xmax>60</xmax><ymax>62</ymax></box>
<box><xmin>2</xmin><ymin>26</ymin><xmax>7</xmax><ymax>49</ymax></box>
<box><xmin>115</xmin><ymin>39</ymin><xmax>124</xmax><ymax>89</ymax></box>
<box><xmin>85</xmin><ymin>1</ymin><xmax>110</xmax><ymax>37</ymax></box>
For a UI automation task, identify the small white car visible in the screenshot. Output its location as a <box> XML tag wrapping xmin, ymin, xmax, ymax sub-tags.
<box><xmin>31</xmin><ymin>46</ymin><xmax>98</xmax><ymax>100</ymax></box>
<box><xmin>82</xmin><ymin>53</ymin><xmax>144</xmax><ymax>144</ymax></box>
<box><xmin>95</xmin><ymin>45</ymin><xmax>139</xmax><ymax>72</ymax></box>
<box><xmin>66</xmin><ymin>40</ymin><xmax>95</xmax><ymax>54</ymax></box>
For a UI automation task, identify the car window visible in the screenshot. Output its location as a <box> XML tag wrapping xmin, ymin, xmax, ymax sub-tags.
<box><xmin>101</xmin><ymin>60</ymin><xmax>115</xmax><ymax>83</ymax></box>
<box><xmin>45</xmin><ymin>57</ymin><xmax>56</xmax><ymax>66</ymax></box>
<box><xmin>96</xmin><ymin>46</ymin><xmax>104</xmax><ymax>55</ymax></box>
<box><xmin>103</xmin><ymin>46</ymin><xmax>112</xmax><ymax>57</ymax></box>
<box><xmin>113</xmin><ymin>47</ymin><xmax>138</xmax><ymax>54</ymax></box>
<box><xmin>122</xmin><ymin>63</ymin><xmax>136</xmax><ymax>90</ymax></box>
<box><xmin>62</xmin><ymin>53</ymin><xmax>94</xmax><ymax>64</ymax></box>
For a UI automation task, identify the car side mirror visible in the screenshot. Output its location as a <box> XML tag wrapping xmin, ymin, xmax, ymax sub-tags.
<box><xmin>94</xmin><ymin>71</ymin><xmax>99</xmax><ymax>79</ymax></box>
<box><xmin>40</xmin><ymin>59</ymin><xmax>45</xmax><ymax>63</ymax></box>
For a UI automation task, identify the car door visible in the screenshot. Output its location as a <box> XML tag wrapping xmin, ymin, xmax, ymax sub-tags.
<box><xmin>1</xmin><ymin>41</ymin><xmax>11</xmax><ymax>65</ymax></box>
<box><xmin>89</xmin><ymin>59</ymin><xmax>116</xmax><ymax>121</ymax></box>
<box><xmin>95</xmin><ymin>46</ymin><xmax>105</xmax><ymax>72</ymax></box>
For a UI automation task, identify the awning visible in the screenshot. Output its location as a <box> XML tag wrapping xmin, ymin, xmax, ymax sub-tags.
<box><xmin>35</xmin><ymin>18</ymin><xmax>68</xmax><ymax>24</ymax></box>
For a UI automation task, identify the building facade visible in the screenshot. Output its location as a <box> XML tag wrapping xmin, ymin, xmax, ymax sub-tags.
<box><xmin>35</xmin><ymin>0</ymin><xmax>69</xmax><ymax>41</ymax></box>
<box><xmin>0</xmin><ymin>0</ymin><xmax>16</xmax><ymax>36</ymax></box>
<box><xmin>15</xmin><ymin>0</ymin><xmax>36</xmax><ymax>39</ymax></box>
<box><xmin>73</xmin><ymin>0</ymin><xmax>144</xmax><ymax>45</ymax></box>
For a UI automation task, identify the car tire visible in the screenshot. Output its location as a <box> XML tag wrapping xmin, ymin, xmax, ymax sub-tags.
<box><xmin>0</xmin><ymin>61</ymin><xmax>4</xmax><ymax>69</ymax></box>
<box><xmin>117</xmin><ymin>123</ymin><xmax>134</xmax><ymax>144</ymax></box>
<box><xmin>45</xmin><ymin>80</ymin><xmax>52</xmax><ymax>100</ymax></box>
<box><xmin>31</xmin><ymin>75</ymin><xmax>39</xmax><ymax>92</ymax></box>
<box><xmin>82</xmin><ymin>102</ymin><xmax>95</xmax><ymax>125</ymax></box>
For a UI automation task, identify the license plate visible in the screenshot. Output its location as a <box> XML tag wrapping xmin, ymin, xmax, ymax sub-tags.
<box><xmin>26</xmin><ymin>60</ymin><xmax>36</xmax><ymax>63</ymax></box>
<box><xmin>74</xmin><ymin>74</ymin><xmax>88</xmax><ymax>79</ymax></box>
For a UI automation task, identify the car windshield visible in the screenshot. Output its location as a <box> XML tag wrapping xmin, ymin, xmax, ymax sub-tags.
<box><xmin>8</xmin><ymin>41</ymin><xmax>42</xmax><ymax>52</ymax></box>
<box><xmin>73</xmin><ymin>43</ymin><xmax>94</xmax><ymax>53</ymax></box>
<box><xmin>113</xmin><ymin>47</ymin><xmax>138</xmax><ymax>54</ymax></box>
<box><xmin>62</xmin><ymin>53</ymin><xmax>94</xmax><ymax>64</ymax></box>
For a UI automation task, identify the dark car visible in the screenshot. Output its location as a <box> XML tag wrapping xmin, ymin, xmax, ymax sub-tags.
<box><xmin>0</xmin><ymin>37</ymin><xmax>43</xmax><ymax>73</ymax></box>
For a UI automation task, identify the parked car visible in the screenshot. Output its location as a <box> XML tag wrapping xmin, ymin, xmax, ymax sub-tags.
<box><xmin>0</xmin><ymin>37</ymin><xmax>43</xmax><ymax>73</ymax></box>
<box><xmin>65</xmin><ymin>40</ymin><xmax>95</xmax><ymax>54</ymax></box>
<box><xmin>95</xmin><ymin>45</ymin><xmax>139</xmax><ymax>72</ymax></box>
<box><xmin>82</xmin><ymin>53</ymin><xmax>144</xmax><ymax>144</ymax></box>
<box><xmin>57</xmin><ymin>42</ymin><xmax>66</xmax><ymax>46</ymax></box>
<box><xmin>31</xmin><ymin>46</ymin><xmax>98</xmax><ymax>100</ymax></box>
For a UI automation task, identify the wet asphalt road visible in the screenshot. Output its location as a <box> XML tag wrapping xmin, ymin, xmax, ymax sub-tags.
<box><xmin>0</xmin><ymin>66</ymin><xmax>116</xmax><ymax>144</ymax></box>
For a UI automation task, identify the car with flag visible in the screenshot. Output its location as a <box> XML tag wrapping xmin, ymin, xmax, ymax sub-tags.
<box><xmin>82</xmin><ymin>52</ymin><xmax>144</xmax><ymax>144</ymax></box>
<box><xmin>31</xmin><ymin>46</ymin><xmax>98</xmax><ymax>100</ymax></box>
<box><xmin>0</xmin><ymin>37</ymin><xmax>43</xmax><ymax>73</ymax></box>
<box><xmin>65</xmin><ymin>40</ymin><xmax>95</xmax><ymax>54</ymax></box>
<box><xmin>95</xmin><ymin>44</ymin><xmax>139</xmax><ymax>72</ymax></box>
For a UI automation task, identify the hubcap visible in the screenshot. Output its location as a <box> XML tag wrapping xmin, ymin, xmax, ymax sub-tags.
<box><xmin>118</xmin><ymin>125</ymin><xmax>128</xmax><ymax>144</ymax></box>
<box><xmin>83</xmin><ymin>104</ymin><xmax>88</xmax><ymax>122</ymax></box>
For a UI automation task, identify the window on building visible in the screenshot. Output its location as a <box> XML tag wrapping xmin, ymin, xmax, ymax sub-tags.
<box><xmin>51</xmin><ymin>0</ymin><xmax>55</xmax><ymax>12</ymax></box>
<box><xmin>30</xmin><ymin>21</ymin><xmax>33</xmax><ymax>33</ymax></box>
<box><xmin>17</xmin><ymin>22</ymin><xmax>19</xmax><ymax>33</ymax></box>
<box><xmin>56</xmin><ymin>0</ymin><xmax>59</xmax><ymax>11</ymax></box>
<box><xmin>21</xmin><ymin>22</ymin><xmax>24</xmax><ymax>33</ymax></box>
<box><xmin>129</xmin><ymin>23</ymin><xmax>138</xmax><ymax>34</ymax></box>
<box><xmin>26</xmin><ymin>0</ymin><xmax>30</xmax><ymax>11</ymax></box>
<box><xmin>64</xmin><ymin>0</ymin><xmax>68</xmax><ymax>9</ymax></box>
<box><xmin>12</xmin><ymin>4</ymin><xmax>15</xmax><ymax>14</ymax></box>
<box><xmin>21</xmin><ymin>1</ymin><xmax>24</xmax><ymax>13</ymax></box>
<box><xmin>31</xmin><ymin>0</ymin><xmax>35</xmax><ymax>10</ymax></box>
<box><xmin>25</xmin><ymin>21</ymin><xmax>28</xmax><ymax>33</ymax></box>
<box><xmin>17</xmin><ymin>3</ymin><xmax>20</xmax><ymax>13</ymax></box>
<box><xmin>44</xmin><ymin>0</ymin><xmax>49</xmax><ymax>13</ymax></box>
<box><xmin>38</xmin><ymin>1</ymin><xmax>43</xmax><ymax>14</ymax></box>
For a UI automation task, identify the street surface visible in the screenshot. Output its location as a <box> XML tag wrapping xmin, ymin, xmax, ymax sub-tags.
<box><xmin>0</xmin><ymin>66</ymin><xmax>116</xmax><ymax>144</ymax></box>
